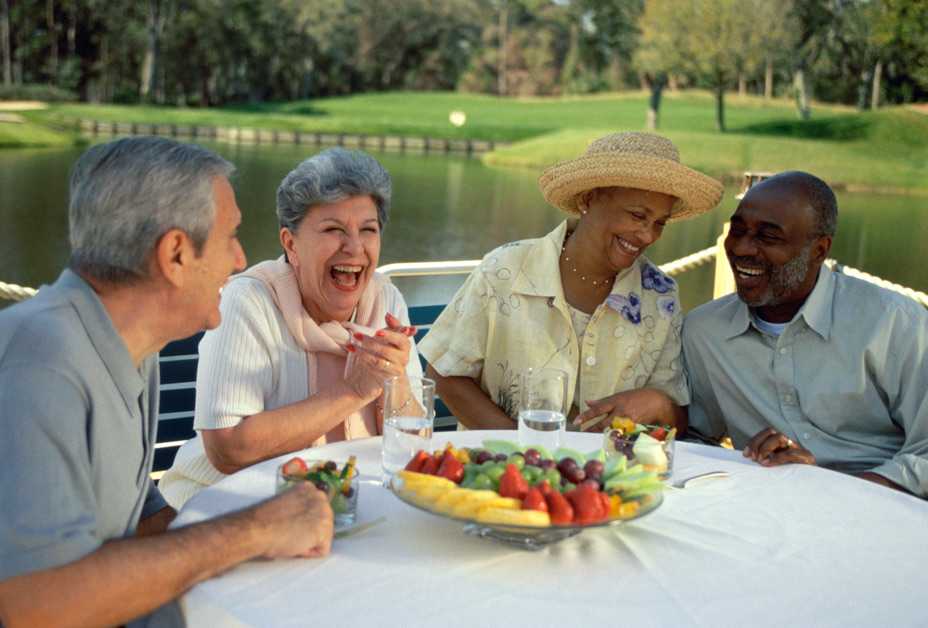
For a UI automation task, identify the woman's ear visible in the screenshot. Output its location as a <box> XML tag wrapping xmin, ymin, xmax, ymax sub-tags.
<box><xmin>279</xmin><ymin>227</ymin><xmax>297</xmax><ymax>267</ymax></box>
<box><xmin>577</xmin><ymin>190</ymin><xmax>594</xmax><ymax>215</ymax></box>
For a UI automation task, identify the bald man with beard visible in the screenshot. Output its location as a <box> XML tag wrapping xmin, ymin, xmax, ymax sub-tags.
<box><xmin>682</xmin><ymin>171</ymin><xmax>928</xmax><ymax>498</ymax></box>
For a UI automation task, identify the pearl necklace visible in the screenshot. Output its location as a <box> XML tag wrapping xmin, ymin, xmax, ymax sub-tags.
<box><xmin>561</xmin><ymin>231</ymin><xmax>614</xmax><ymax>290</ymax></box>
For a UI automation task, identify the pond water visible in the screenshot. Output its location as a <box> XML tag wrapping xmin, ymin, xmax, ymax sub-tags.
<box><xmin>1</xmin><ymin>141</ymin><xmax>925</xmax><ymax>312</ymax></box>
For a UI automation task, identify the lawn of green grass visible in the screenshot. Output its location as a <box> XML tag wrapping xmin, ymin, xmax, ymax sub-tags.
<box><xmin>35</xmin><ymin>90</ymin><xmax>857</xmax><ymax>142</ymax></box>
<box><xmin>0</xmin><ymin>116</ymin><xmax>75</xmax><ymax>148</ymax></box>
<box><xmin>9</xmin><ymin>90</ymin><xmax>928</xmax><ymax>192</ymax></box>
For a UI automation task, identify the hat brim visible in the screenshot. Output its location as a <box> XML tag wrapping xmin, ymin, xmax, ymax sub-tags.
<box><xmin>539</xmin><ymin>153</ymin><xmax>724</xmax><ymax>222</ymax></box>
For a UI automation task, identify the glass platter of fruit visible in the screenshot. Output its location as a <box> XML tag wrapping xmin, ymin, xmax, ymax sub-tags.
<box><xmin>389</xmin><ymin>441</ymin><xmax>663</xmax><ymax>550</ymax></box>
<box><xmin>277</xmin><ymin>456</ymin><xmax>360</xmax><ymax>529</ymax></box>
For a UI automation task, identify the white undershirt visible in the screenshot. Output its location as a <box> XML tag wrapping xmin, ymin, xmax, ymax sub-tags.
<box><xmin>752</xmin><ymin>313</ymin><xmax>789</xmax><ymax>337</ymax></box>
<box><xmin>567</xmin><ymin>304</ymin><xmax>592</xmax><ymax>410</ymax></box>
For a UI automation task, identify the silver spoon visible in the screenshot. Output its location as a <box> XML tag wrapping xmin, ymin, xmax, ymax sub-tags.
<box><xmin>671</xmin><ymin>470</ymin><xmax>730</xmax><ymax>489</ymax></box>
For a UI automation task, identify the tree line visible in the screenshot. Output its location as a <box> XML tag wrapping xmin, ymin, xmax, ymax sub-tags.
<box><xmin>1</xmin><ymin>0</ymin><xmax>925</xmax><ymax>128</ymax></box>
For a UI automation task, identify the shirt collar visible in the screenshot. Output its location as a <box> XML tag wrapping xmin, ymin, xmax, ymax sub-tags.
<box><xmin>55</xmin><ymin>269</ymin><xmax>146</xmax><ymax>410</ymax></box>
<box><xmin>724</xmin><ymin>264</ymin><xmax>835</xmax><ymax>341</ymax></box>
<box><xmin>512</xmin><ymin>220</ymin><xmax>639</xmax><ymax>298</ymax></box>
<box><xmin>512</xmin><ymin>220</ymin><xmax>570</xmax><ymax>298</ymax></box>
<box><xmin>796</xmin><ymin>264</ymin><xmax>834</xmax><ymax>340</ymax></box>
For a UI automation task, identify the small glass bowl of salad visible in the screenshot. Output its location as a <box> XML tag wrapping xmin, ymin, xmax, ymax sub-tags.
<box><xmin>602</xmin><ymin>417</ymin><xmax>676</xmax><ymax>481</ymax></box>
<box><xmin>277</xmin><ymin>456</ymin><xmax>360</xmax><ymax>527</ymax></box>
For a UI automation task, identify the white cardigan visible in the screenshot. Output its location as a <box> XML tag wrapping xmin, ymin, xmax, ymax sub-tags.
<box><xmin>159</xmin><ymin>276</ymin><xmax>423</xmax><ymax>509</ymax></box>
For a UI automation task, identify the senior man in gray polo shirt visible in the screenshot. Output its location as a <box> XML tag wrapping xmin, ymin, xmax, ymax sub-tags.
<box><xmin>683</xmin><ymin>171</ymin><xmax>927</xmax><ymax>498</ymax></box>
<box><xmin>0</xmin><ymin>137</ymin><xmax>334</xmax><ymax>627</ymax></box>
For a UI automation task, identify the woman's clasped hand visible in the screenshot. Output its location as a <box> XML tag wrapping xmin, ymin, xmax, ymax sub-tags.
<box><xmin>344</xmin><ymin>312</ymin><xmax>417</xmax><ymax>402</ymax></box>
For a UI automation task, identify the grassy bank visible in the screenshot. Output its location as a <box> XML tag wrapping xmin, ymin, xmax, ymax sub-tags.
<box><xmin>8</xmin><ymin>90</ymin><xmax>928</xmax><ymax>192</ymax></box>
<box><xmin>0</xmin><ymin>115</ymin><xmax>76</xmax><ymax>148</ymax></box>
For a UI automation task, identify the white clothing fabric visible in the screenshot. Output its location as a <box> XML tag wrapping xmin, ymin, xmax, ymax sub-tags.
<box><xmin>159</xmin><ymin>276</ymin><xmax>422</xmax><ymax>509</ymax></box>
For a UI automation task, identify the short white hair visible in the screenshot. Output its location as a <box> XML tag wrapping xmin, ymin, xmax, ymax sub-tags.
<box><xmin>276</xmin><ymin>147</ymin><xmax>391</xmax><ymax>232</ymax></box>
<box><xmin>68</xmin><ymin>136</ymin><xmax>234</xmax><ymax>284</ymax></box>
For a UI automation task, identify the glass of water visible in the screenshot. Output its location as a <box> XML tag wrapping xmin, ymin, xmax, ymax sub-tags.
<box><xmin>518</xmin><ymin>368</ymin><xmax>568</xmax><ymax>450</ymax></box>
<box><xmin>381</xmin><ymin>376</ymin><xmax>435</xmax><ymax>484</ymax></box>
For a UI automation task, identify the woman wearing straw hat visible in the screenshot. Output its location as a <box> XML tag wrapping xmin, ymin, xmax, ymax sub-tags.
<box><xmin>418</xmin><ymin>131</ymin><xmax>723</xmax><ymax>431</ymax></box>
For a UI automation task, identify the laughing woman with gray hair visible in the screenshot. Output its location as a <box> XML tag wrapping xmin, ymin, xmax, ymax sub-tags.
<box><xmin>161</xmin><ymin>148</ymin><xmax>422</xmax><ymax>509</ymax></box>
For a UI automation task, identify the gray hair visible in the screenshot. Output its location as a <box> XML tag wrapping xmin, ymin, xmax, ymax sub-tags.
<box><xmin>276</xmin><ymin>147</ymin><xmax>391</xmax><ymax>232</ymax></box>
<box><xmin>68</xmin><ymin>137</ymin><xmax>234</xmax><ymax>284</ymax></box>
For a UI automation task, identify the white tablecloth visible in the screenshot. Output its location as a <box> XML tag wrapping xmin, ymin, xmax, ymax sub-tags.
<box><xmin>173</xmin><ymin>431</ymin><xmax>927</xmax><ymax>628</ymax></box>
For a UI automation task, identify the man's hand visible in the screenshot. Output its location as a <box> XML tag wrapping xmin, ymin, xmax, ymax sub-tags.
<box><xmin>743</xmin><ymin>428</ymin><xmax>816</xmax><ymax>466</ymax></box>
<box><xmin>573</xmin><ymin>388</ymin><xmax>677</xmax><ymax>432</ymax></box>
<box><xmin>254</xmin><ymin>483</ymin><xmax>334</xmax><ymax>559</ymax></box>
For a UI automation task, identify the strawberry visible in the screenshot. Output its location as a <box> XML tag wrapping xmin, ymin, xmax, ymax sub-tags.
<box><xmin>566</xmin><ymin>484</ymin><xmax>607</xmax><ymax>524</ymax></box>
<box><xmin>545</xmin><ymin>491</ymin><xmax>575</xmax><ymax>525</ymax></box>
<box><xmin>651</xmin><ymin>427</ymin><xmax>667</xmax><ymax>441</ymax></box>
<box><xmin>436</xmin><ymin>449</ymin><xmax>465</xmax><ymax>484</ymax></box>
<box><xmin>498</xmin><ymin>464</ymin><xmax>529</xmax><ymax>500</ymax></box>
<box><xmin>536</xmin><ymin>479</ymin><xmax>553</xmax><ymax>497</ymax></box>
<box><xmin>522</xmin><ymin>487</ymin><xmax>548</xmax><ymax>513</ymax></box>
<box><xmin>420</xmin><ymin>453</ymin><xmax>442</xmax><ymax>476</ymax></box>
<box><xmin>404</xmin><ymin>450</ymin><xmax>430</xmax><ymax>473</ymax></box>
<box><xmin>281</xmin><ymin>457</ymin><xmax>308</xmax><ymax>478</ymax></box>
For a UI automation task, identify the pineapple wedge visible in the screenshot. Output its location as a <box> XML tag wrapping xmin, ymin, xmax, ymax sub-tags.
<box><xmin>433</xmin><ymin>489</ymin><xmax>496</xmax><ymax>515</ymax></box>
<box><xmin>397</xmin><ymin>471</ymin><xmax>455</xmax><ymax>490</ymax></box>
<box><xmin>451</xmin><ymin>495</ymin><xmax>520</xmax><ymax>519</ymax></box>
<box><xmin>476</xmin><ymin>507</ymin><xmax>551</xmax><ymax>527</ymax></box>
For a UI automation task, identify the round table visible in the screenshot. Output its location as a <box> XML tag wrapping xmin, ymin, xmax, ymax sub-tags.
<box><xmin>173</xmin><ymin>431</ymin><xmax>927</xmax><ymax>627</ymax></box>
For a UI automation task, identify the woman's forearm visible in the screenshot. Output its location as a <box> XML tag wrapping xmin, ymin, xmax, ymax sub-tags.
<box><xmin>202</xmin><ymin>382</ymin><xmax>370</xmax><ymax>474</ymax></box>
<box><xmin>427</xmin><ymin>365</ymin><xmax>515</xmax><ymax>430</ymax></box>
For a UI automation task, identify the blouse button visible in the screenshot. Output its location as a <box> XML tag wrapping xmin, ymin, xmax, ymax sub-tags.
<box><xmin>586</xmin><ymin>356</ymin><xmax>596</xmax><ymax>367</ymax></box>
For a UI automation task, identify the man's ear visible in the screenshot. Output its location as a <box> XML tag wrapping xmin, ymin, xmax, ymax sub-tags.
<box><xmin>154</xmin><ymin>228</ymin><xmax>193</xmax><ymax>288</ymax></box>
<box><xmin>811</xmin><ymin>234</ymin><xmax>833</xmax><ymax>265</ymax></box>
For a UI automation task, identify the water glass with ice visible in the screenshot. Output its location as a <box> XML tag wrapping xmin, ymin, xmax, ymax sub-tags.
<box><xmin>518</xmin><ymin>368</ymin><xmax>568</xmax><ymax>450</ymax></box>
<box><xmin>381</xmin><ymin>376</ymin><xmax>435</xmax><ymax>484</ymax></box>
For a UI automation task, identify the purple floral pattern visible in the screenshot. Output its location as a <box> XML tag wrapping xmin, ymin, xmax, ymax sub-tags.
<box><xmin>641</xmin><ymin>263</ymin><xmax>676</xmax><ymax>294</ymax></box>
<box><xmin>657</xmin><ymin>295</ymin><xmax>677</xmax><ymax>319</ymax></box>
<box><xmin>606</xmin><ymin>292</ymin><xmax>642</xmax><ymax>325</ymax></box>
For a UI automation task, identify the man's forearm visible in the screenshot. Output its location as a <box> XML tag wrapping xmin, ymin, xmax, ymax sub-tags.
<box><xmin>0</xmin><ymin>506</ymin><xmax>266</xmax><ymax>628</ymax></box>
<box><xmin>857</xmin><ymin>471</ymin><xmax>910</xmax><ymax>494</ymax></box>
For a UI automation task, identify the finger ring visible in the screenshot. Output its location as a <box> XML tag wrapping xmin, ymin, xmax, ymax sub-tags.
<box><xmin>785</xmin><ymin>438</ymin><xmax>794</xmax><ymax>447</ymax></box>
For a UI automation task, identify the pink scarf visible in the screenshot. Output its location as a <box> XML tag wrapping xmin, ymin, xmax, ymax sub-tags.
<box><xmin>239</xmin><ymin>256</ymin><xmax>387</xmax><ymax>446</ymax></box>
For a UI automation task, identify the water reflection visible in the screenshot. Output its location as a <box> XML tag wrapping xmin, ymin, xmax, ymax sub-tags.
<box><xmin>1</xmin><ymin>141</ymin><xmax>925</xmax><ymax>313</ymax></box>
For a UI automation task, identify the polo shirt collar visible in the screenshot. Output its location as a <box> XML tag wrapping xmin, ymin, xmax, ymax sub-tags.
<box><xmin>55</xmin><ymin>269</ymin><xmax>145</xmax><ymax>411</ymax></box>
<box><xmin>724</xmin><ymin>264</ymin><xmax>834</xmax><ymax>341</ymax></box>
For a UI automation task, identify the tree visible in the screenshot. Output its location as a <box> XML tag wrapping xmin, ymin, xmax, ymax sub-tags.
<box><xmin>139</xmin><ymin>0</ymin><xmax>165</xmax><ymax>102</ymax></box>
<box><xmin>638</xmin><ymin>0</ymin><xmax>744</xmax><ymax>132</ymax></box>
<box><xmin>871</xmin><ymin>0</ymin><xmax>928</xmax><ymax>105</ymax></box>
<box><xmin>583</xmin><ymin>0</ymin><xmax>644</xmax><ymax>91</ymax></box>
<box><xmin>1</xmin><ymin>0</ymin><xmax>10</xmax><ymax>85</ymax></box>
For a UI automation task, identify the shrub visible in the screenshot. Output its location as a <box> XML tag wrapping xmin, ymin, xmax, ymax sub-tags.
<box><xmin>0</xmin><ymin>84</ymin><xmax>77</xmax><ymax>102</ymax></box>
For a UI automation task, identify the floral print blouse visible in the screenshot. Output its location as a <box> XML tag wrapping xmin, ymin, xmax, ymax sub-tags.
<box><xmin>417</xmin><ymin>221</ymin><xmax>689</xmax><ymax>419</ymax></box>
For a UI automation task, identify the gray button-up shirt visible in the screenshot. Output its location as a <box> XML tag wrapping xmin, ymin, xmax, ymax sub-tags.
<box><xmin>0</xmin><ymin>270</ymin><xmax>180</xmax><ymax>626</ymax></box>
<box><xmin>683</xmin><ymin>265</ymin><xmax>928</xmax><ymax>497</ymax></box>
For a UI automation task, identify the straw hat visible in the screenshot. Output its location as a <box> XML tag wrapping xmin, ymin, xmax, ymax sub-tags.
<box><xmin>538</xmin><ymin>132</ymin><xmax>723</xmax><ymax>222</ymax></box>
